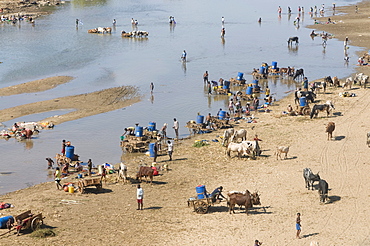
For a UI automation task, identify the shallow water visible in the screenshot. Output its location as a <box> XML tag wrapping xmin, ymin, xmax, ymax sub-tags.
<box><xmin>0</xmin><ymin>0</ymin><xmax>362</xmax><ymax>194</ymax></box>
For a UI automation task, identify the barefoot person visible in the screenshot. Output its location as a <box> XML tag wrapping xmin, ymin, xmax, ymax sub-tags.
<box><xmin>46</xmin><ymin>157</ymin><xmax>54</xmax><ymax>169</ymax></box>
<box><xmin>137</xmin><ymin>184</ymin><xmax>144</xmax><ymax>210</ymax></box>
<box><xmin>296</xmin><ymin>212</ymin><xmax>302</xmax><ymax>239</ymax></box>
<box><xmin>54</xmin><ymin>167</ymin><xmax>62</xmax><ymax>190</ymax></box>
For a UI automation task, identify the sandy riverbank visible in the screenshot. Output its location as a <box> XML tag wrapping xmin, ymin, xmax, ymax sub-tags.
<box><xmin>0</xmin><ymin>2</ymin><xmax>370</xmax><ymax>246</ymax></box>
<box><xmin>0</xmin><ymin>76</ymin><xmax>142</xmax><ymax>125</ymax></box>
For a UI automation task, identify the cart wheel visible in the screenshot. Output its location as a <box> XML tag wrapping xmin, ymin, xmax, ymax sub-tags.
<box><xmin>78</xmin><ymin>181</ymin><xmax>84</xmax><ymax>193</ymax></box>
<box><xmin>96</xmin><ymin>184</ymin><xmax>102</xmax><ymax>190</ymax></box>
<box><xmin>31</xmin><ymin>217</ymin><xmax>43</xmax><ymax>231</ymax></box>
<box><xmin>303</xmin><ymin>107</ymin><xmax>311</xmax><ymax>115</ymax></box>
<box><xmin>194</xmin><ymin>201</ymin><xmax>209</xmax><ymax>214</ymax></box>
<box><xmin>127</xmin><ymin>145</ymin><xmax>134</xmax><ymax>153</ymax></box>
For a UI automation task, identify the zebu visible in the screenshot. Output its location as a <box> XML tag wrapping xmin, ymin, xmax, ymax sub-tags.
<box><xmin>226</xmin><ymin>142</ymin><xmax>254</xmax><ymax>159</ymax></box>
<box><xmin>287</xmin><ymin>36</ymin><xmax>299</xmax><ymax>45</ymax></box>
<box><xmin>318</xmin><ymin>179</ymin><xmax>329</xmax><ymax>203</ymax></box>
<box><xmin>275</xmin><ymin>146</ymin><xmax>289</xmax><ymax>160</ymax></box>
<box><xmin>310</xmin><ymin>100</ymin><xmax>335</xmax><ymax>119</ymax></box>
<box><xmin>354</xmin><ymin>73</ymin><xmax>369</xmax><ymax>88</ymax></box>
<box><xmin>230</xmin><ymin>129</ymin><xmax>247</xmax><ymax>143</ymax></box>
<box><xmin>222</xmin><ymin>128</ymin><xmax>235</xmax><ymax>147</ymax></box>
<box><xmin>293</xmin><ymin>68</ymin><xmax>304</xmax><ymax>80</ymax></box>
<box><xmin>326</xmin><ymin>122</ymin><xmax>335</xmax><ymax>141</ymax></box>
<box><xmin>241</xmin><ymin>140</ymin><xmax>261</xmax><ymax>157</ymax></box>
<box><xmin>227</xmin><ymin>190</ymin><xmax>261</xmax><ymax>214</ymax></box>
<box><xmin>303</xmin><ymin>168</ymin><xmax>321</xmax><ymax>190</ymax></box>
<box><xmin>342</xmin><ymin>77</ymin><xmax>353</xmax><ymax>89</ymax></box>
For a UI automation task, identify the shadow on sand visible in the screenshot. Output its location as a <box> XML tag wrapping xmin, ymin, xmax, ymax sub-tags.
<box><xmin>334</xmin><ymin>136</ymin><xmax>345</xmax><ymax>141</ymax></box>
<box><xmin>327</xmin><ymin>195</ymin><xmax>341</xmax><ymax>204</ymax></box>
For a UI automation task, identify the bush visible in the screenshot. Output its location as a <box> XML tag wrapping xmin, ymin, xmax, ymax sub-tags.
<box><xmin>192</xmin><ymin>141</ymin><xmax>209</xmax><ymax>148</ymax></box>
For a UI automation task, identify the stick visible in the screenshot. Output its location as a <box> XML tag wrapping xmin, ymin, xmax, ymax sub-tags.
<box><xmin>0</xmin><ymin>228</ymin><xmax>16</xmax><ymax>237</ymax></box>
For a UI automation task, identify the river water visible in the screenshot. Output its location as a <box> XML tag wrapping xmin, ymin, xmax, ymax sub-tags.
<box><xmin>0</xmin><ymin>0</ymin><xmax>362</xmax><ymax>194</ymax></box>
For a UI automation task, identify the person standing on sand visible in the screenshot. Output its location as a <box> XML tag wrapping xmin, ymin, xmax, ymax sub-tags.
<box><xmin>54</xmin><ymin>167</ymin><xmax>62</xmax><ymax>190</ymax></box>
<box><xmin>296</xmin><ymin>212</ymin><xmax>302</xmax><ymax>239</ymax></box>
<box><xmin>101</xmin><ymin>165</ymin><xmax>107</xmax><ymax>184</ymax></box>
<box><xmin>173</xmin><ymin>118</ymin><xmax>179</xmax><ymax>139</ymax></box>
<box><xmin>87</xmin><ymin>159</ymin><xmax>93</xmax><ymax>176</ymax></box>
<box><xmin>161</xmin><ymin>123</ymin><xmax>167</xmax><ymax>139</ymax></box>
<box><xmin>167</xmin><ymin>140</ymin><xmax>173</xmax><ymax>161</ymax></box>
<box><xmin>137</xmin><ymin>184</ymin><xmax>144</xmax><ymax>210</ymax></box>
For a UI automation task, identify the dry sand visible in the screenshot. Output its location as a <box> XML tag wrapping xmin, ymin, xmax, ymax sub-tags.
<box><xmin>1</xmin><ymin>2</ymin><xmax>370</xmax><ymax>246</ymax></box>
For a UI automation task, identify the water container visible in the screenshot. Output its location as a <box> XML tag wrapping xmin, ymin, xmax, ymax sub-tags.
<box><xmin>225</xmin><ymin>81</ymin><xmax>230</xmax><ymax>88</ymax></box>
<box><xmin>196</xmin><ymin>185</ymin><xmax>207</xmax><ymax>199</ymax></box>
<box><xmin>299</xmin><ymin>97</ymin><xmax>307</xmax><ymax>107</ymax></box>
<box><xmin>218</xmin><ymin>110</ymin><xmax>226</xmax><ymax>120</ymax></box>
<box><xmin>78</xmin><ymin>173</ymin><xmax>83</xmax><ymax>179</ymax></box>
<box><xmin>196</xmin><ymin>115</ymin><xmax>204</xmax><ymax>124</ymax></box>
<box><xmin>272</xmin><ymin>61</ymin><xmax>278</xmax><ymax>69</ymax></box>
<box><xmin>252</xmin><ymin>79</ymin><xmax>259</xmax><ymax>85</ymax></box>
<box><xmin>65</xmin><ymin>146</ymin><xmax>75</xmax><ymax>160</ymax></box>
<box><xmin>223</xmin><ymin>85</ymin><xmax>228</xmax><ymax>89</ymax></box>
<box><xmin>237</xmin><ymin>72</ymin><xmax>244</xmax><ymax>80</ymax></box>
<box><xmin>135</xmin><ymin>126</ymin><xmax>143</xmax><ymax>137</ymax></box>
<box><xmin>148</xmin><ymin>122</ymin><xmax>156</xmax><ymax>131</ymax></box>
<box><xmin>68</xmin><ymin>186</ymin><xmax>74</xmax><ymax>193</ymax></box>
<box><xmin>0</xmin><ymin>216</ymin><xmax>14</xmax><ymax>229</ymax></box>
<box><xmin>246</xmin><ymin>86</ymin><xmax>253</xmax><ymax>95</ymax></box>
<box><xmin>259</xmin><ymin>66</ymin><xmax>265</xmax><ymax>74</ymax></box>
<box><xmin>149</xmin><ymin>143</ymin><xmax>156</xmax><ymax>157</ymax></box>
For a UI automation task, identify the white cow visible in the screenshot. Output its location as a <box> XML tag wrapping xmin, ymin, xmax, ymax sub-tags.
<box><xmin>231</xmin><ymin>129</ymin><xmax>247</xmax><ymax>143</ymax></box>
<box><xmin>222</xmin><ymin>128</ymin><xmax>234</xmax><ymax>147</ymax></box>
<box><xmin>342</xmin><ymin>77</ymin><xmax>353</xmax><ymax>89</ymax></box>
<box><xmin>227</xmin><ymin>142</ymin><xmax>255</xmax><ymax>159</ymax></box>
<box><xmin>275</xmin><ymin>146</ymin><xmax>290</xmax><ymax>160</ymax></box>
<box><xmin>241</xmin><ymin>140</ymin><xmax>261</xmax><ymax>157</ymax></box>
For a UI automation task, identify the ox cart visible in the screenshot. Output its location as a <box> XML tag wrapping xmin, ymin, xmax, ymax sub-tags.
<box><xmin>187</xmin><ymin>197</ymin><xmax>223</xmax><ymax>214</ymax></box>
<box><xmin>120</xmin><ymin>135</ymin><xmax>151</xmax><ymax>153</ymax></box>
<box><xmin>296</xmin><ymin>105</ymin><xmax>311</xmax><ymax>116</ymax></box>
<box><xmin>185</xmin><ymin>121</ymin><xmax>209</xmax><ymax>135</ymax></box>
<box><xmin>77</xmin><ymin>177</ymin><xmax>102</xmax><ymax>193</ymax></box>
<box><xmin>210</xmin><ymin>117</ymin><xmax>231</xmax><ymax>129</ymax></box>
<box><xmin>15</xmin><ymin>210</ymin><xmax>44</xmax><ymax>234</ymax></box>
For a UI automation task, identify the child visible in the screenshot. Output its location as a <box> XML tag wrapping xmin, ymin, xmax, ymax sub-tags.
<box><xmin>54</xmin><ymin>167</ymin><xmax>62</xmax><ymax>190</ymax></box>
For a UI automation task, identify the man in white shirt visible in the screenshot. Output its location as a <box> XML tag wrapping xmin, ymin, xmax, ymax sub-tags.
<box><xmin>173</xmin><ymin>118</ymin><xmax>179</xmax><ymax>139</ymax></box>
<box><xmin>137</xmin><ymin>185</ymin><xmax>144</xmax><ymax>210</ymax></box>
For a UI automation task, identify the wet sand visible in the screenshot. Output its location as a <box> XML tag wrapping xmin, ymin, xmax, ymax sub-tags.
<box><xmin>0</xmin><ymin>1</ymin><xmax>370</xmax><ymax>245</ymax></box>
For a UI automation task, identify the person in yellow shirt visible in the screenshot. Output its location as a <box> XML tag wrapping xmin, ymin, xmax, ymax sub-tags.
<box><xmin>54</xmin><ymin>167</ymin><xmax>62</xmax><ymax>190</ymax></box>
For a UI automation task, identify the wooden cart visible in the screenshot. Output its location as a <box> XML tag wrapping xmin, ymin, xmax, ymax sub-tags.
<box><xmin>297</xmin><ymin>105</ymin><xmax>311</xmax><ymax>115</ymax></box>
<box><xmin>77</xmin><ymin>177</ymin><xmax>102</xmax><ymax>193</ymax></box>
<box><xmin>120</xmin><ymin>135</ymin><xmax>150</xmax><ymax>153</ymax></box>
<box><xmin>15</xmin><ymin>210</ymin><xmax>44</xmax><ymax>233</ymax></box>
<box><xmin>185</xmin><ymin>121</ymin><xmax>208</xmax><ymax>135</ymax></box>
<box><xmin>187</xmin><ymin>197</ymin><xmax>222</xmax><ymax>214</ymax></box>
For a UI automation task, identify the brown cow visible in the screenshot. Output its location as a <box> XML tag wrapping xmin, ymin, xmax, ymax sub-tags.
<box><xmin>326</xmin><ymin>122</ymin><xmax>335</xmax><ymax>140</ymax></box>
<box><xmin>227</xmin><ymin>190</ymin><xmax>261</xmax><ymax>214</ymax></box>
<box><xmin>136</xmin><ymin>166</ymin><xmax>154</xmax><ymax>184</ymax></box>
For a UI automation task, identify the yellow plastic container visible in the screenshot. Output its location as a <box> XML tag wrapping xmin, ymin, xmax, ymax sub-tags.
<box><xmin>68</xmin><ymin>186</ymin><xmax>74</xmax><ymax>193</ymax></box>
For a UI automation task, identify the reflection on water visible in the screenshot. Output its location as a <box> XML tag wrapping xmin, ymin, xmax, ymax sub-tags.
<box><xmin>288</xmin><ymin>45</ymin><xmax>298</xmax><ymax>54</ymax></box>
<box><xmin>24</xmin><ymin>139</ymin><xmax>34</xmax><ymax>150</ymax></box>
